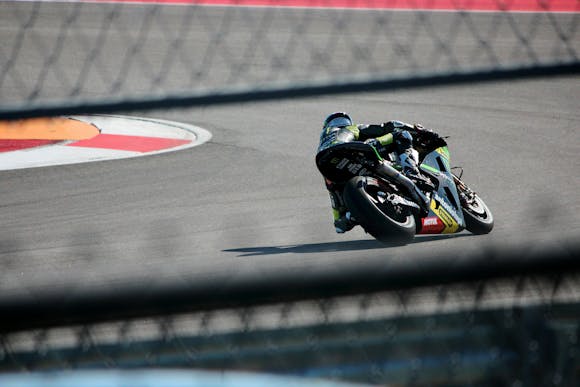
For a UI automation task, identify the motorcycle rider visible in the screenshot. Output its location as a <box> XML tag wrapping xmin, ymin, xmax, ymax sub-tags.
<box><xmin>316</xmin><ymin>112</ymin><xmax>438</xmax><ymax>233</ymax></box>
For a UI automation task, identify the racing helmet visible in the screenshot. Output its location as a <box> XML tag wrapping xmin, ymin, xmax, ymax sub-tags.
<box><xmin>323</xmin><ymin>112</ymin><xmax>352</xmax><ymax>129</ymax></box>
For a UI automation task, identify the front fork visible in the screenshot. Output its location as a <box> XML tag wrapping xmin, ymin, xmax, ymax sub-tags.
<box><xmin>452</xmin><ymin>173</ymin><xmax>475</xmax><ymax>208</ymax></box>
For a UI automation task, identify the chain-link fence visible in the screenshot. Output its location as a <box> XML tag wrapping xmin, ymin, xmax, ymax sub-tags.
<box><xmin>1</xmin><ymin>1</ymin><xmax>579</xmax><ymax>386</ymax></box>
<box><xmin>1</xmin><ymin>243</ymin><xmax>580</xmax><ymax>386</ymax></box>
<box><xmin>0</xmin><ymin>1</ymin><xmax>578</xmax><ymax>118</ymax></box>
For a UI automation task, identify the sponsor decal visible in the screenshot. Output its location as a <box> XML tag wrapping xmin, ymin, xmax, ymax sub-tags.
<box><xmin>433</xmin><ymin>192</ymin><xmax>461</xmax><ymax>222</ymax></box>
<box><xmin>336</xmin><ymin>158</ymin><xmax>349</xmax><ymax>169</ymax></box>
<box><xmin>419</xmin><ymin>216</ymin><xmax>445</xmax><ymax>234</ymax></box>
<box><xmin>347</xmin><ymin>163</ymin><xmax>363</xmax><ymax>174</ymax></box>
<box><xmin>333</xmin><ymin>158</ymin><xmax>369</xmax><ymax>176</ymax></box>
<box><xmin>430</xmin><ymin>197</ymin><xmax>459</xmax><ymax>233</ymax></box>
<box><xmin>423</xmin><ymin>217</ymin><xmax>438</xmax><ymax>226</ymax></box>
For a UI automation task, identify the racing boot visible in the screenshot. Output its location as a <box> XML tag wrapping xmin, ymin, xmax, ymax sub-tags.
<box><xmin>334</xmin><ymin>211</ymin><xmax>357</xmax><ymax>234</ymax></box>
<box><xmin>326</xmin><ymin>183</ymin><xmax>357</xmax><ymax>233</ymax></box>
<box><xmin>399</xmin><ymin>149</ymin><xmax>435</xmax><ymax>193</ymax></box>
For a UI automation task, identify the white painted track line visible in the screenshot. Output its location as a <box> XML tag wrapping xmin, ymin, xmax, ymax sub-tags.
<box><xmin>0</xmin><ymin>115</ymin><xmax>212</xmax><ymax>171</ymax></box>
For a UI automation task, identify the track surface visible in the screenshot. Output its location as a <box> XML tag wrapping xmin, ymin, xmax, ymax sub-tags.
<box><xmin>0</xmin><ymin>4</ymin><xmax>579</xmax><ymax>296</ymax></box>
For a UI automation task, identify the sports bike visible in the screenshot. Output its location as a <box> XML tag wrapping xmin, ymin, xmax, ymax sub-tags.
<box><xmin>316</xmin><ymin>131</ymin><xmax>493</xmax><ymax>245</ymax></box>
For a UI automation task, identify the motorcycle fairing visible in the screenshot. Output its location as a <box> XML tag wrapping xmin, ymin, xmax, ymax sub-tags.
<box><xmin>418</xmin><ymin>146</ymin><xmax>466</xmax><ymax>234</ymax></box>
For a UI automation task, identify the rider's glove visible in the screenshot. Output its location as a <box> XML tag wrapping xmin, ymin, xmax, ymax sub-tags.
<box><xmin>413</xmin><ymin>123</ymin><xmax>436</xmax><ymax>133</ymax></box>
<box><xmin>414</xmin><ymin>123</ymin><xmax>442</xmax><ymax>141</ymax></box>
<box><xmin>393</xmin><ymin>130</ymin><xmax>413</xmax><ymax>151</ymax></box>
<box><xmin>409</xmin><ymin>124</ymin><xmax>443</xmax><ymax>151</ymax></box>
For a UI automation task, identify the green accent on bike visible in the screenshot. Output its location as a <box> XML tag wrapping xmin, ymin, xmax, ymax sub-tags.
<box><xmin>435</xmin><ymin>146</ymin><xmax>451</xmax><ymax>171</ymax></box>
<box><xmin>437</xmin><ymin>146</ymin><xmax>450</xmax><ymax>160</ymax></box>
<box><xmin>370</xmin><ymin>145</ymin><xmax>384</xmax><ymax>161</ymax></box>
<box><xmin>420</xmin><ymin>164</ymin><xmax>440</xmax><ymax>174</ymax></box>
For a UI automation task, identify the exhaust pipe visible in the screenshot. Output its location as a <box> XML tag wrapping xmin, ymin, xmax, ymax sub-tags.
<box><xmin>375</xmin><ymin>162</ymin><xmax>430</xmax><ymax>212</ymax></box>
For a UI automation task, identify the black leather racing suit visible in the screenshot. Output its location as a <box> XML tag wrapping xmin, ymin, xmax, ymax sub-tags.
<box><xmin>315</xmin><ymin>120</ymin><xmax>428</xmax><ymax>228</ymax></box>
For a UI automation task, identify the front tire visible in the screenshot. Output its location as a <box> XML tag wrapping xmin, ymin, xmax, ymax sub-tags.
<box><xmin>453</xmin><ymin>175</ymin><xmax>494</xmax><ymax>235</ymax></box>
<box><xmin>343</xmin><ymin>176</ymin><xmax>416</xmax><ymax>245</ymax></box>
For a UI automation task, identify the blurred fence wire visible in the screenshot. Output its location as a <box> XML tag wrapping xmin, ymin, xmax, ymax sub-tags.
<box><xmin>0</xmin><ymin>0</ymin><xmax>578</xmax><ymax>118</ymax></box>
<box><xmin>1</xmin><ymin>243</ymin><xmax>580</xmax><ymax>385</ymax></box>
<box><xmin>1</xmin><ymin>1</ymin><xmax>580</xmax><ymax>386</ymax></box>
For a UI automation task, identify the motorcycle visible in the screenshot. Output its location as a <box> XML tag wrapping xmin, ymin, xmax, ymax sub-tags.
<box><xmin>316</xmin><ymin>130</ymin><xmax>493</xmax><ymax>245</ymax></box>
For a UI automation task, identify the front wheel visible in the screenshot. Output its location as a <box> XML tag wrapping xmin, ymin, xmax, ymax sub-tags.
<box><xmin>343</xmin><ymin>176</ymin><xmax>416</xmax><ymax>245</ymax></box>
<box><xmin>453</xmin><ymin>175</ymin><xmax>494</xmax><ymax>235</ymax></box>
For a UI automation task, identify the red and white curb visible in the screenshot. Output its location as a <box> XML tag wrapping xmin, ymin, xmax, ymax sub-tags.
<box><xmin>0</xmin><ymin>115</ymin><xmax>212</xmax><ymax>171</ymax></box>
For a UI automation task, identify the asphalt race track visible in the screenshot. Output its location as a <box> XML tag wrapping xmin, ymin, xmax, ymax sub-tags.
<box><xmin>1</xmin><ymin>4</ymin><xmax>579</xmax><ymax>298</ymax></box>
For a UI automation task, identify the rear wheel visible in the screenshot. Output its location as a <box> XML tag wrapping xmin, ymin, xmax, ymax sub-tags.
<box><xmin>453</xmin><ymin>175</ymin><xmax>494</xmax><ymax>234</ymax></box>
<box><xmin>343</xmin><ymin>176</ymin><xmax>416</xmax><ymax>245</ymax></box>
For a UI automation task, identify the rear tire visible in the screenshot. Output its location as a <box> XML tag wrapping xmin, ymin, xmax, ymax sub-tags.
<box><xmin>343</xmin><ymin>176</ymin><xmax>416</xmax><ymax>245</ymax></box>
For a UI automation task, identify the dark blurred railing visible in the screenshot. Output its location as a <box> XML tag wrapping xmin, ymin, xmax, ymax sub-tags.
<box><xmin>1</xmin><ymin>242</ymin><xmax>579</xmax><ymax>385</ymax></box>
